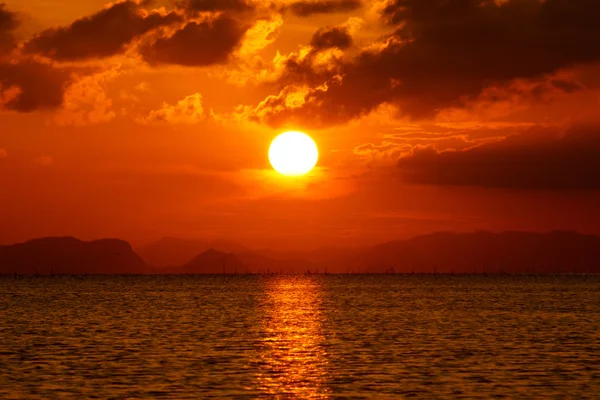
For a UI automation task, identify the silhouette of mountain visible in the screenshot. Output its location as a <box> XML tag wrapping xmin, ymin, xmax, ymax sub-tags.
<box><xmin>2</xmin><ymin>231</ymin><xmax>598</xmax><ymax>275</ymax></box>
<box><xmin>0</xmin><ymin>237</ymin><xmax>147</xmax><ymax>275</ymax></box>
<box><xmin>140</xmin><ymin>238</ymin><xmax>320</xmax><ymax>273</ymax></box>
<box><xmin>329</xmin><ymin>231</ymin><xmax>600</xmax><ymax>274</ymax></box>
<box><xmin>137</xmin><ymin>237</ymin><xmax>252</xmax><ymax>267</ymax></box>
<box><xmin>176</xmin><ymin>249</ymin><xmax>246</xmax><ymax>274</ymax></box>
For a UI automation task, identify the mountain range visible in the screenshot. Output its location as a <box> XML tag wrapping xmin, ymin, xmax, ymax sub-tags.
<box><xmin>136</xmin><ymin>237</ymin><xmax>252</xmax><ymax>267</ymax></box>
<box><xmin>1</xmin><ymin>231</ymin><xmax>599</xmax><ymax>275</ymax></box>
<box><xmin>0</xmin><ymin>237</ymin><xmax>147</xmax><ymax>275</ymax></box>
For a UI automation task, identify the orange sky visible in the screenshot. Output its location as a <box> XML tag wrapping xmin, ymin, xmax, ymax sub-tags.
<box><xmin>1</xmin><ymin>0</ymin><xmax>600</xmax><ymax>249</ymax></box>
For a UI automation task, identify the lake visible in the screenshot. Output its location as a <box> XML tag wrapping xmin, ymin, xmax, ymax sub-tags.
<box><xmin>1</xmin><ymin>275</ymin><xmax>599</xmax><ymax>398</ymax></box>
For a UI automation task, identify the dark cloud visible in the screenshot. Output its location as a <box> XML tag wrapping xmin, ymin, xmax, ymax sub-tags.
<box><xmin>265</xmin><ymin>24</ymin><xmax>354</xmax><ymax>89</ymax></box>
<box><xmin>177</xmin><ymin>0</ymin><xmax>255</xmax><ymax>13</ymax></box>
<box><xmin>550</xmin><ymin>79</ymin><xmax>583</xmax><ymax>94</ymax></box>
<box><xmin>397</xmin><ymin>126</ymin><xmax>600</xmax><ymax>190</ymax></box>
<box><xmin>0</xmin><ymin>61</ymin><xmax>72</xmax><ymax>112</ymax></box>
<box><xmin>0</xmin><ymin>3</ymin><xmax>18</xmax><ymax>55</ymax></box>
<box><xmin>0</xmin><ymin>4</ymin><xmax>72</xmax><ymax>112</ymax></box>
<box><xmin>140</xmin><ymin>15</ymin><xmax>247</xmax><ymax>66</ymax></box>
<box><xmin>287</xmin><ymin>0</ymin><xmax>361</xmax><ymax>17</ymax></box>
<box><xmin>23</xmin><ymin>1</ymin><xmax>183</xmax><ymax>61</ymax></box>
<box><xmin>310</xmin><ymin>26</ymin><xmax>352</xmax><ymax>50</ymax></box>
<box><xmin>253</xmin><ymin>0</ymin><xmax>600</xmax><ymax>126</ymax></box>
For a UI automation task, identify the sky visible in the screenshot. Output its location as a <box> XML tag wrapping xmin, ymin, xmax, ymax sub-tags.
<box><xmin>1</xmin><ymin>0</ymin><xmax>600</xmax><ymax>249</ymax></box>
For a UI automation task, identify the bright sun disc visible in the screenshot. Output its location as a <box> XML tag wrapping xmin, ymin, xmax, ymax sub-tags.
<box><xmin>269</xmin><ymin>131</ymin><xmax>319</xmax><ymax>176</ymax></box>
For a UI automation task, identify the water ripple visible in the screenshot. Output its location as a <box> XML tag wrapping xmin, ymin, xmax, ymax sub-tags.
<box><xmin>0</xmin><ymin>275</ymin><xmax>599</xmax><ymax>398</ymax></box>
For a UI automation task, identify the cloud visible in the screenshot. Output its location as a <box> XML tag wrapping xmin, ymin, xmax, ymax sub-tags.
<box><xmin>140</xmin><ymin>15</ymin><xmax>248</xmax><ymax>66</ymax></box>
<box><xmin>177</xmin><ymin>0</ymin><xmax>256</xmax><ymax>14</ymax></box>
<box><xmin>134</xmin><ymin>82</ymin><xmax>149</xmax><ymax>92</ymax></box>
<box><xmin>310</xmin><ymin>26</ymin><xmax>353</xmax><ymax>50</ymax></box>
<box><xmin>212</xmin><ymin>15</ymin><xmax>283</xmax><ymax>85</ymax></box>
<box><xmin>240</xmin><ymin>18</ymin><xmax>357</xmax><ymax>88</ymax></box>
<box><xmin>550</xmin><ymin>79</ymin><xmax>583</xmax><ymax>94</ymax></box>
<box><xmin>354</xmin><ymin>141</ymin><xmax>409</xmax><ymax>164</ymax></box>
<box><xmin>33</xmin><ymin>156</ymin><xmax>53</xmax><ymax>166</ymax></box>
<box><xmin>236</xmin><ymin>15</ymin><xmax>282</xmax><ymax>58</ymax></box>
<box><xmin>239</xmin><ymin>83</ymin><xmax>330</xmax><ymax>128</ymax></box>
<box><xmin>142</xmin><ymin>92</ymin><xmax>204</xmax><ymax>124</ymax></box>
<box><xmin>0</xmin><ymin>3</ymin><xmax>18</xmax><ymax>56</ymax></box>
<box><xmin>397</xmin><ymin>126</ymin><xmax>600</xmax><ymax>190</ymax></box>
<box><xmin>249</xmin><ymin>0</ymin><xmax>600</xmax><ymax>127</ymax></box>
<box><xmin>23</xmin><ymin>0</ymin><xmax>183</xmax><ymax>61</ymax></box>
<box><xmin>54</xmin><ymin>68</ymin><xmax>119</xmax><ymax>126</ymax></box>
<box><xmin>286</xmin><ymin>0</ymin><xmax>362</xmax><ymax>17</ymax></box>
<box><xmin>0</xmin><ymin>4</ymin><xmax>75</xmax><ymax>114</ymax></box>
<box><xmin>0</xmin><ymin>61</ymin><xmax>72</xmax><ymax>112</ymax></box>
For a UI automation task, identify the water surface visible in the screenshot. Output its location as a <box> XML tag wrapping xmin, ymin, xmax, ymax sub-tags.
<box><xmin>1</xmin><ymin>275</ymin><xmax>599</xmax><ymax>398</ymax></box>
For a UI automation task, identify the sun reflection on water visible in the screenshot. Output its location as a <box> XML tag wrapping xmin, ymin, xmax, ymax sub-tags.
<box><xmin>255</xmin><ymin>276</ymin><xmax>330</xmax><ymax>398</ymax></box>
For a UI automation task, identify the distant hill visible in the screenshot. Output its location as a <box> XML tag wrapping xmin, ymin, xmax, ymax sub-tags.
<box><xmin>160</xmin><ymin>248</ymin><xmax>321</xmax><ymax>274</ymax></box>
<box><xmin>0</xmin><ymin>237</ymin><xmax>148</xmax><ymax>275</ymax></box>
<box><xmin>328</xmin><ymin>231</ymin><xmax>600</xmax><ymax>274</ymax></box>
<box><xmin>2</xmin><ymin>231</ymin><xmax>598</xmax><ymax>275</ymax></box>
<box><xmin>175</xmin><ymin>249</ymin><xmax>246</xmax><ymax>274</ymax></box>
<box><xmin>139</xmin><ymin>237</ymin><xmax>321</xmax><ymax>273</ymax></box>
<box><xmin>137</xmin><ymin>237</ymin><xmax>252</xmax><ymax>267</ymax></box>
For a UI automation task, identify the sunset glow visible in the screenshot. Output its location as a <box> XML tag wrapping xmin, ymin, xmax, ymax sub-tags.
<box><xmin>0</xmin><ymin>0</ymin><xmax>599</xmax><ymax>249</ymax></box>
<box><xmin>2</xmin><ymin>1</ymin><xmax>600</xmax><ymax>397</ymax></box>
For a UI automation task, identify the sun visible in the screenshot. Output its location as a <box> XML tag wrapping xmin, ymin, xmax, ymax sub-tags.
<box><xmin>269</xmin><ymin>131</ymin><xmax>319</xmax><ymax>176</ymax></box>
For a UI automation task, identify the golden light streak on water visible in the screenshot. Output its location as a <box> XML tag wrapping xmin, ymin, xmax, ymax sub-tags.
<box><xmin>255</xmin><ymin>277</ymin><xmax>330</xmax><ymax>398</ymax></box>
